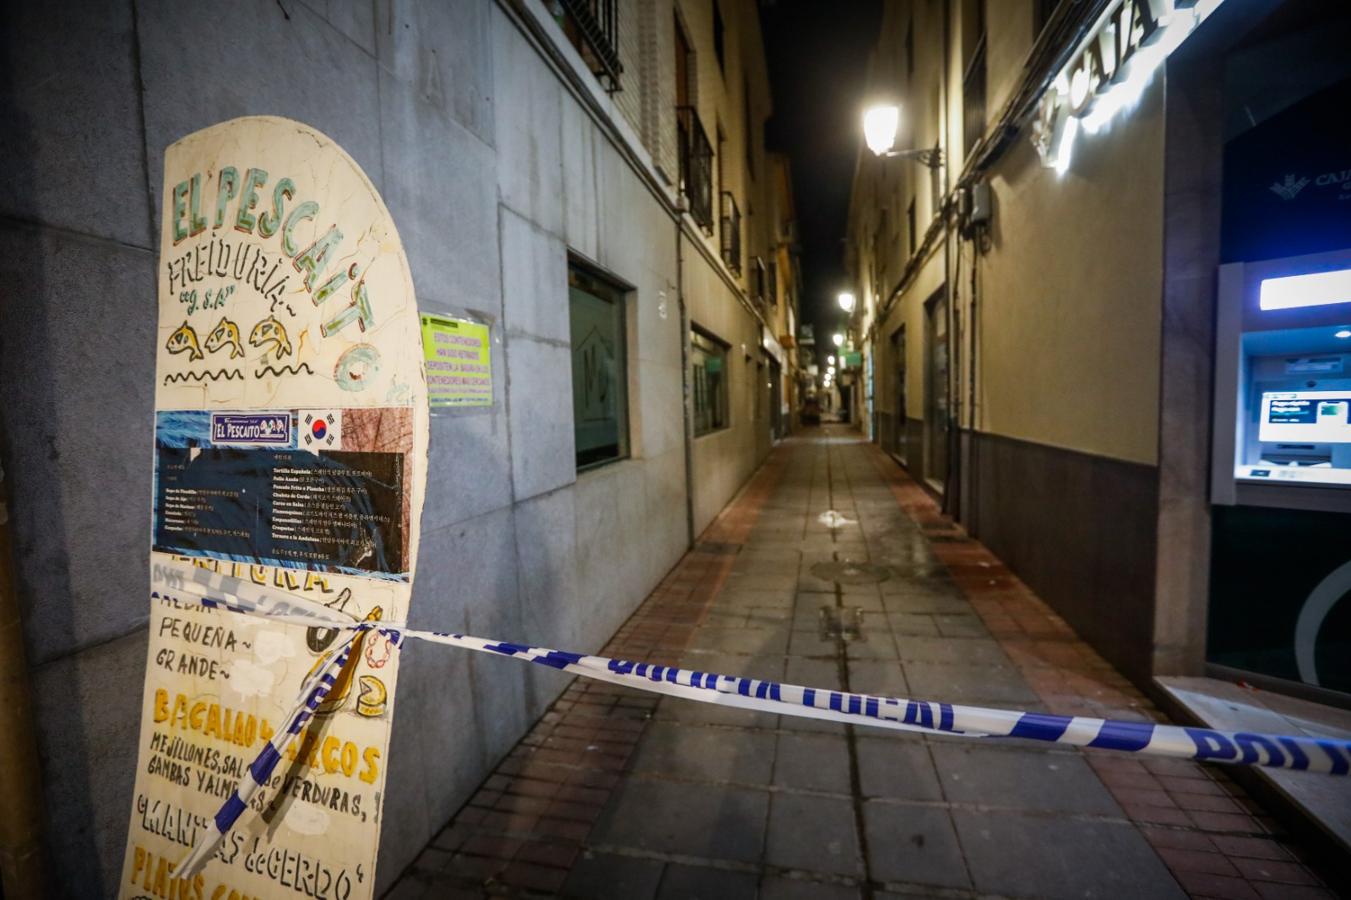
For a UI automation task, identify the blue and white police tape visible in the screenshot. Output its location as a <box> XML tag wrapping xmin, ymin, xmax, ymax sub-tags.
<box><xmin>176</xmin><ymin>632</ymin><xmax>359</xmax><ymax>878</ymax></box>
<box><xmin>159</xmin><ymin>564</ymin><xmax>1351</xmax><ymax>878</ymax></box>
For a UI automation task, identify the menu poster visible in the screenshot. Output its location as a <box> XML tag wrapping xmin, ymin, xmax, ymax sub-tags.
<box><xmin>122</xmin><ymin>117</ymin><xmax>427</xmax><ymax>900</ymax></box>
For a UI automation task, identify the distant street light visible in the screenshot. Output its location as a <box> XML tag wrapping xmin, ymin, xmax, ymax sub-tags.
<box><xmin>827</xmin><ymin>355</ymin><xmax>836</xmax><ymax>365</ymax></box>
<box><xmin>832</xmin><ymin>333</ymin><xmax>844</xmax><ymax>348</ymax></box>
<box><xmin>838</xmin><ymin>291</ymin><xmax>856</xmax><ymax>313</ymax></box>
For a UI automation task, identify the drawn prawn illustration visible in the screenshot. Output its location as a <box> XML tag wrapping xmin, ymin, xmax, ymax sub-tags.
<box><xmin>248</xmin><ymin>315</ymin><xmax>292</xmax><ymax>360</ymax></box>
<box><xmin>165</xmin><ymin>321</ymin><xmax>203</xmax><ymax>361</ymax></box>
<box><xmin>204</xmin><ymin>316</ymin><xmax>244</xmax><ymax>359</ymax></box>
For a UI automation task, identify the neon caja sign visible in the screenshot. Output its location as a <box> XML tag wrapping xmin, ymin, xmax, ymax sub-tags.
<box><xmin>1033</xmin><ymin>0</ymin><xmax>1224</xmax><ymax>174</ymax></box>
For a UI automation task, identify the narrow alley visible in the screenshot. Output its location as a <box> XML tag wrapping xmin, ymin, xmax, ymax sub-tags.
<box><xmin>389</xmin><ymin>428</ymin><xmax>1337</xmax><ymax>899</ymax></box>
<box><xmin>5</xmin><ymin>2</ymin><xmax>1351</xmax><ymax>898</ymax></box>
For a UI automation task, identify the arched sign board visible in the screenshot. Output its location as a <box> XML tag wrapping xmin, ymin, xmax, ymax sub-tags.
<box><xmin>120</xmin><ymin>116</ymin><xmax>427</xmax><ymax>900</ymax></box>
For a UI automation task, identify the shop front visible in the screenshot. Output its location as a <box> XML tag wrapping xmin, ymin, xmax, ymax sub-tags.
<box><xmin>1206</xmin><ymin>51</ymin><xmax>1351</xmax><ymax>706</ymax></box>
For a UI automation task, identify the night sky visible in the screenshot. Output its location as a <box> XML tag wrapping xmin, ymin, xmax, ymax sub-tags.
<box><xmin>761</xmin><ymin>0</ymin><xmax>882</xmax><ymax>366</ymax></box>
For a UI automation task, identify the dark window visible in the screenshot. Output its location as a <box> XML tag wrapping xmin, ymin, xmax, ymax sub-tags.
<box><xmin>677</xmin><ymin>106</ymin><xmax>714</xmax><ymax>232</ymax></box>
<box><xmin>674</xmin><ymin>14</ymin><xmax>692</xmax><ymax>108</ymax></box>
<box><xmin>907</xmin><ymin>197</ymin><xmax>917</xmax><ymax>257</ymax></box>
<box><xmin>713</xmin><ymin>1</ymin><xmax>725</xmax><ymax>75</ymax></box>
<box><xmin>569</xmin><ymin>262</ymin><xmax>629</xmax><ymax>469</ymax></box>
<box><xmin>874</xmin><ymin>208</ymin><xmax>888</xmax><ymax>289</ymax></box>
<box><xmin>962</xmin><ymin>1</ymin><xmax>987</xmax><ymax>155</ymax></box>
<box><xmin>549</xmin><ymin>0</ymin><xmax>624</xmax><ymax>92</ymax></box>
<box><xmin>691</xmin><ymin>328</ymin><xmax>729</xmax><ymax>435</ymax></box>
<box><xmin>744</xmin><ymin>77</ymin><xmax>756</xmax><ymax>178</ymax></box>
<box><xmin>905</xmin><ymin>15</ymin><xmax>914</xmax><ymax>81</ymax></box>
<box><xmin>721</xmin><ymin>191</ymin><xmax>742</xmax><ymax>276</ymax></box>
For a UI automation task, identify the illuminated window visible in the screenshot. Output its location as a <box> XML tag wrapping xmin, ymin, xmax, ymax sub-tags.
<box><xmin>691</xmin><ymin>328</ymin><xmax>729</xmax><ymax>435</ymax></box>
<box><xmin>569</xmin><ymin>262</ymin><xmax>629</xmax><ymax>469</ymax></box>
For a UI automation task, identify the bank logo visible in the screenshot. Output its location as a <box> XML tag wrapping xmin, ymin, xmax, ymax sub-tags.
<box><xmin>210</xmin><ymin>413</ymin><xmax>291</xmax><ymax>446</ymax></box>
<box><xmin>1269</xmin><ymin>173</ymin><xmax>1310</xmax><ymax>201</ymax></box>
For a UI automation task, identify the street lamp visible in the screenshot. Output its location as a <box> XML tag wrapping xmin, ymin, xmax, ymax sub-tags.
<box><xmin>862</xmin><ymin>103</ymin><xmax>943</xmax><ymax>169</ymax></box>
<box><xmin>827</xmin><ymin>355</ymin><xmax>835</xmax><ymax>365</ymax></box>
<box><xmin>837</xmin><ymin>292</ymin><xmax>856</xmax><ymax>313</ymax></box>
<box><xmin>863</xmin><ymin>105</ymin><xmax>900</xmax><ymax>156</ymax></box>
<box><xmin>832</xmin><ymin>333</ymin><xmax>844</xmax><ymax>348</ymax></box>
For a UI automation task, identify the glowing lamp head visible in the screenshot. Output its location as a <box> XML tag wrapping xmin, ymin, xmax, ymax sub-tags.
<box><xmin>1337</xmin><ymin>329</ymin><xmax>1351</xmax><ymax>339</ymax></box>
<box><xmin>838</xmin><ymin>292</ymin><xmax>856</xmax><ymax>313</ymax></box>
<box><xmin>827</xmin><ymin>355</ymin><xmax>836</xmax><ymax>365</ymax></box>
<box><xmin>862</xmin><ymin>105</ymin><xmax>900</xmax><ymax>157</ymax></box>
<box><xmin>832</xmin><ymin>333</ymin><xmax>845</xmax><ymax>348</ymax></box>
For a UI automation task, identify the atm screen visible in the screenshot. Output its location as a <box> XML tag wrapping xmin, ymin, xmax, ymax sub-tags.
<box><xmin>1259</xmin><ymin>391</ymin><xmax>1351</xmax><ymax>443</ymax></box>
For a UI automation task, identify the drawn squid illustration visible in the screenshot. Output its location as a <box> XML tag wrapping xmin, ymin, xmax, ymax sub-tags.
<box><xmin>204</xmin><ymin>316</ymin><xmax>244</xmax><ymax>359</ymax></box>
<box><xmin>165</xmin><ymin>321</ymin><xmax>203</xmax><ymax>361</ymax></box>
<box><xmin>249</xmin><ymin>315</ymin><xmax>293</xmax><ymax>360</ymax></box>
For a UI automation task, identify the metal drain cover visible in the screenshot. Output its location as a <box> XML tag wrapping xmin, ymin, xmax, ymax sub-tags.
<box><xmin>810</xmin><ymin>560</ymin><xmax>892</xmax><ymax>585</ymax></box>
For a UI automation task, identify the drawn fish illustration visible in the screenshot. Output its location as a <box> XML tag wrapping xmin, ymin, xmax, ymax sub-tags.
<box><xmin>204</xmin><ymin>316</ymin><xmax>244</xmax><ymax>359</ymax></box>
<box><xmin>165</xmin><ymin>321</ymin><xmax>203</xmax><ymax>361</ymax></box>
<box><xmin>249</xmin><ymin>315</ymin><xmax>292</xmax><ymax>359</ymax></box>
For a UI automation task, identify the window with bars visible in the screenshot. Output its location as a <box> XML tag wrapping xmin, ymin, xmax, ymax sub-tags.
<box><xmin>677</xmin><ymin>106</ymin><xmax>714</xmax><ymax>232</ymax></box>
<box><xmin>548</xmin><ymin>0</ymin><xmax>623</xmax><ymax>93</ymax></box>
<box><xmin>720</xmin><ymin>191</ymin><xmax>741</xmax><ymax>276</ymax></box>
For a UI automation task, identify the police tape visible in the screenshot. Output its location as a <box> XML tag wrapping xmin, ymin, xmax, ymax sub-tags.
<box><xmin>160</xmin><ymin>564</ymin><xmax>1351</xmax><ymax>878</ymax></box>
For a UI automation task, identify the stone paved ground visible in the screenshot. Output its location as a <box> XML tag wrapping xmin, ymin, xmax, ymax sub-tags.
<box><xmin>387</xmin><ymin>428</ymin><xmax>1342</xmax><ymax>899</ymax></box>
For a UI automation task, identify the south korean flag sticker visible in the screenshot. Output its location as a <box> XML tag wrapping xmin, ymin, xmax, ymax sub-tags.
<box><xmin>300</xmin><ymin>410</ymin><xmax>342</xmax><ymax>453</ymax></box>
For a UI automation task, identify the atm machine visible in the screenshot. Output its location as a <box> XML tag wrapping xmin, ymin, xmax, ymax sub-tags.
<box><xmin>1214</xmin><ymin>250</ymin><xmax>1351</xmax><ymax>499</ymax></box>
<box><xmin>1211</xmin><ymin>248</ymin><xmax>1351</xmax><ymax>699</ymax></box>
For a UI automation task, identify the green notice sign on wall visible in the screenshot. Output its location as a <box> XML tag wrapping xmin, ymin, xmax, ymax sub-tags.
<box><xmin>421</xmin><ymin>313</ymin><xmax>492</xmax><ymax>407</ymax></box>
<box><xmin>844</xmin><ymin>351</ymin><xmax>862</xmax><ymax>367</ymax></box>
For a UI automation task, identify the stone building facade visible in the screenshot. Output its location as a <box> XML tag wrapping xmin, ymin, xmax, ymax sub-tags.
<box><xmin>0</xmin><ymin>0</ymin><xmax>800</xmax><ymax>893</ymax></box>
<box><xmin>844</xmin><ymin>0</ymin><xmax>1351</xmax><ymax>850</ymax></box>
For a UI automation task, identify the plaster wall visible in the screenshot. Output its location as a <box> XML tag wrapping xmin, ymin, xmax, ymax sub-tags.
<box><xmin>0</xmin><ymin>0</ymin><xmax>705</xmax><ymax>894</ymax></box>
<box><xmin>683</xmin><ymin>238</ymin><xmax>770</xmax><ymax>536</ymax></box>
<box><xmin>977</xmin><ymin>80</ymin><xmax>1165</xmax><ymax>465</ymax></box>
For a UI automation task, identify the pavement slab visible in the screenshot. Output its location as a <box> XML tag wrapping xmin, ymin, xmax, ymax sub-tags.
<box><xmin>388</xmin><ymin>428</ymin><xmax>1340</xmax><ymax>899</ymax></box>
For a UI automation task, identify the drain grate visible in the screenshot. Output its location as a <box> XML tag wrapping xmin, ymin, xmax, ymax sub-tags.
<box><xmin>819</xmin><ymin>606</ymin><xmax>866</xmax><ymax>642</ymax></box>
<box><xmin>810</xmin><ymin>560</ymin><xmax>893</xmax><ymax>585</ymax></box>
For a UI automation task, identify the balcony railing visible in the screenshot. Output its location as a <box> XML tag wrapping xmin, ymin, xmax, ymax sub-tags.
<box><xmin>677</xmin><ymin>106</ymin><xmax>714</xmax><ymax>232</ymax></box>
<box><xmin>720</xmin><ymin>192</ymin><xmax>741</xmax><ymax>277</ymax></box>
<box><xmin>554</xmin><ymin>0</ymin><xmax>623</xmax><ymax>93</ymax></box>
